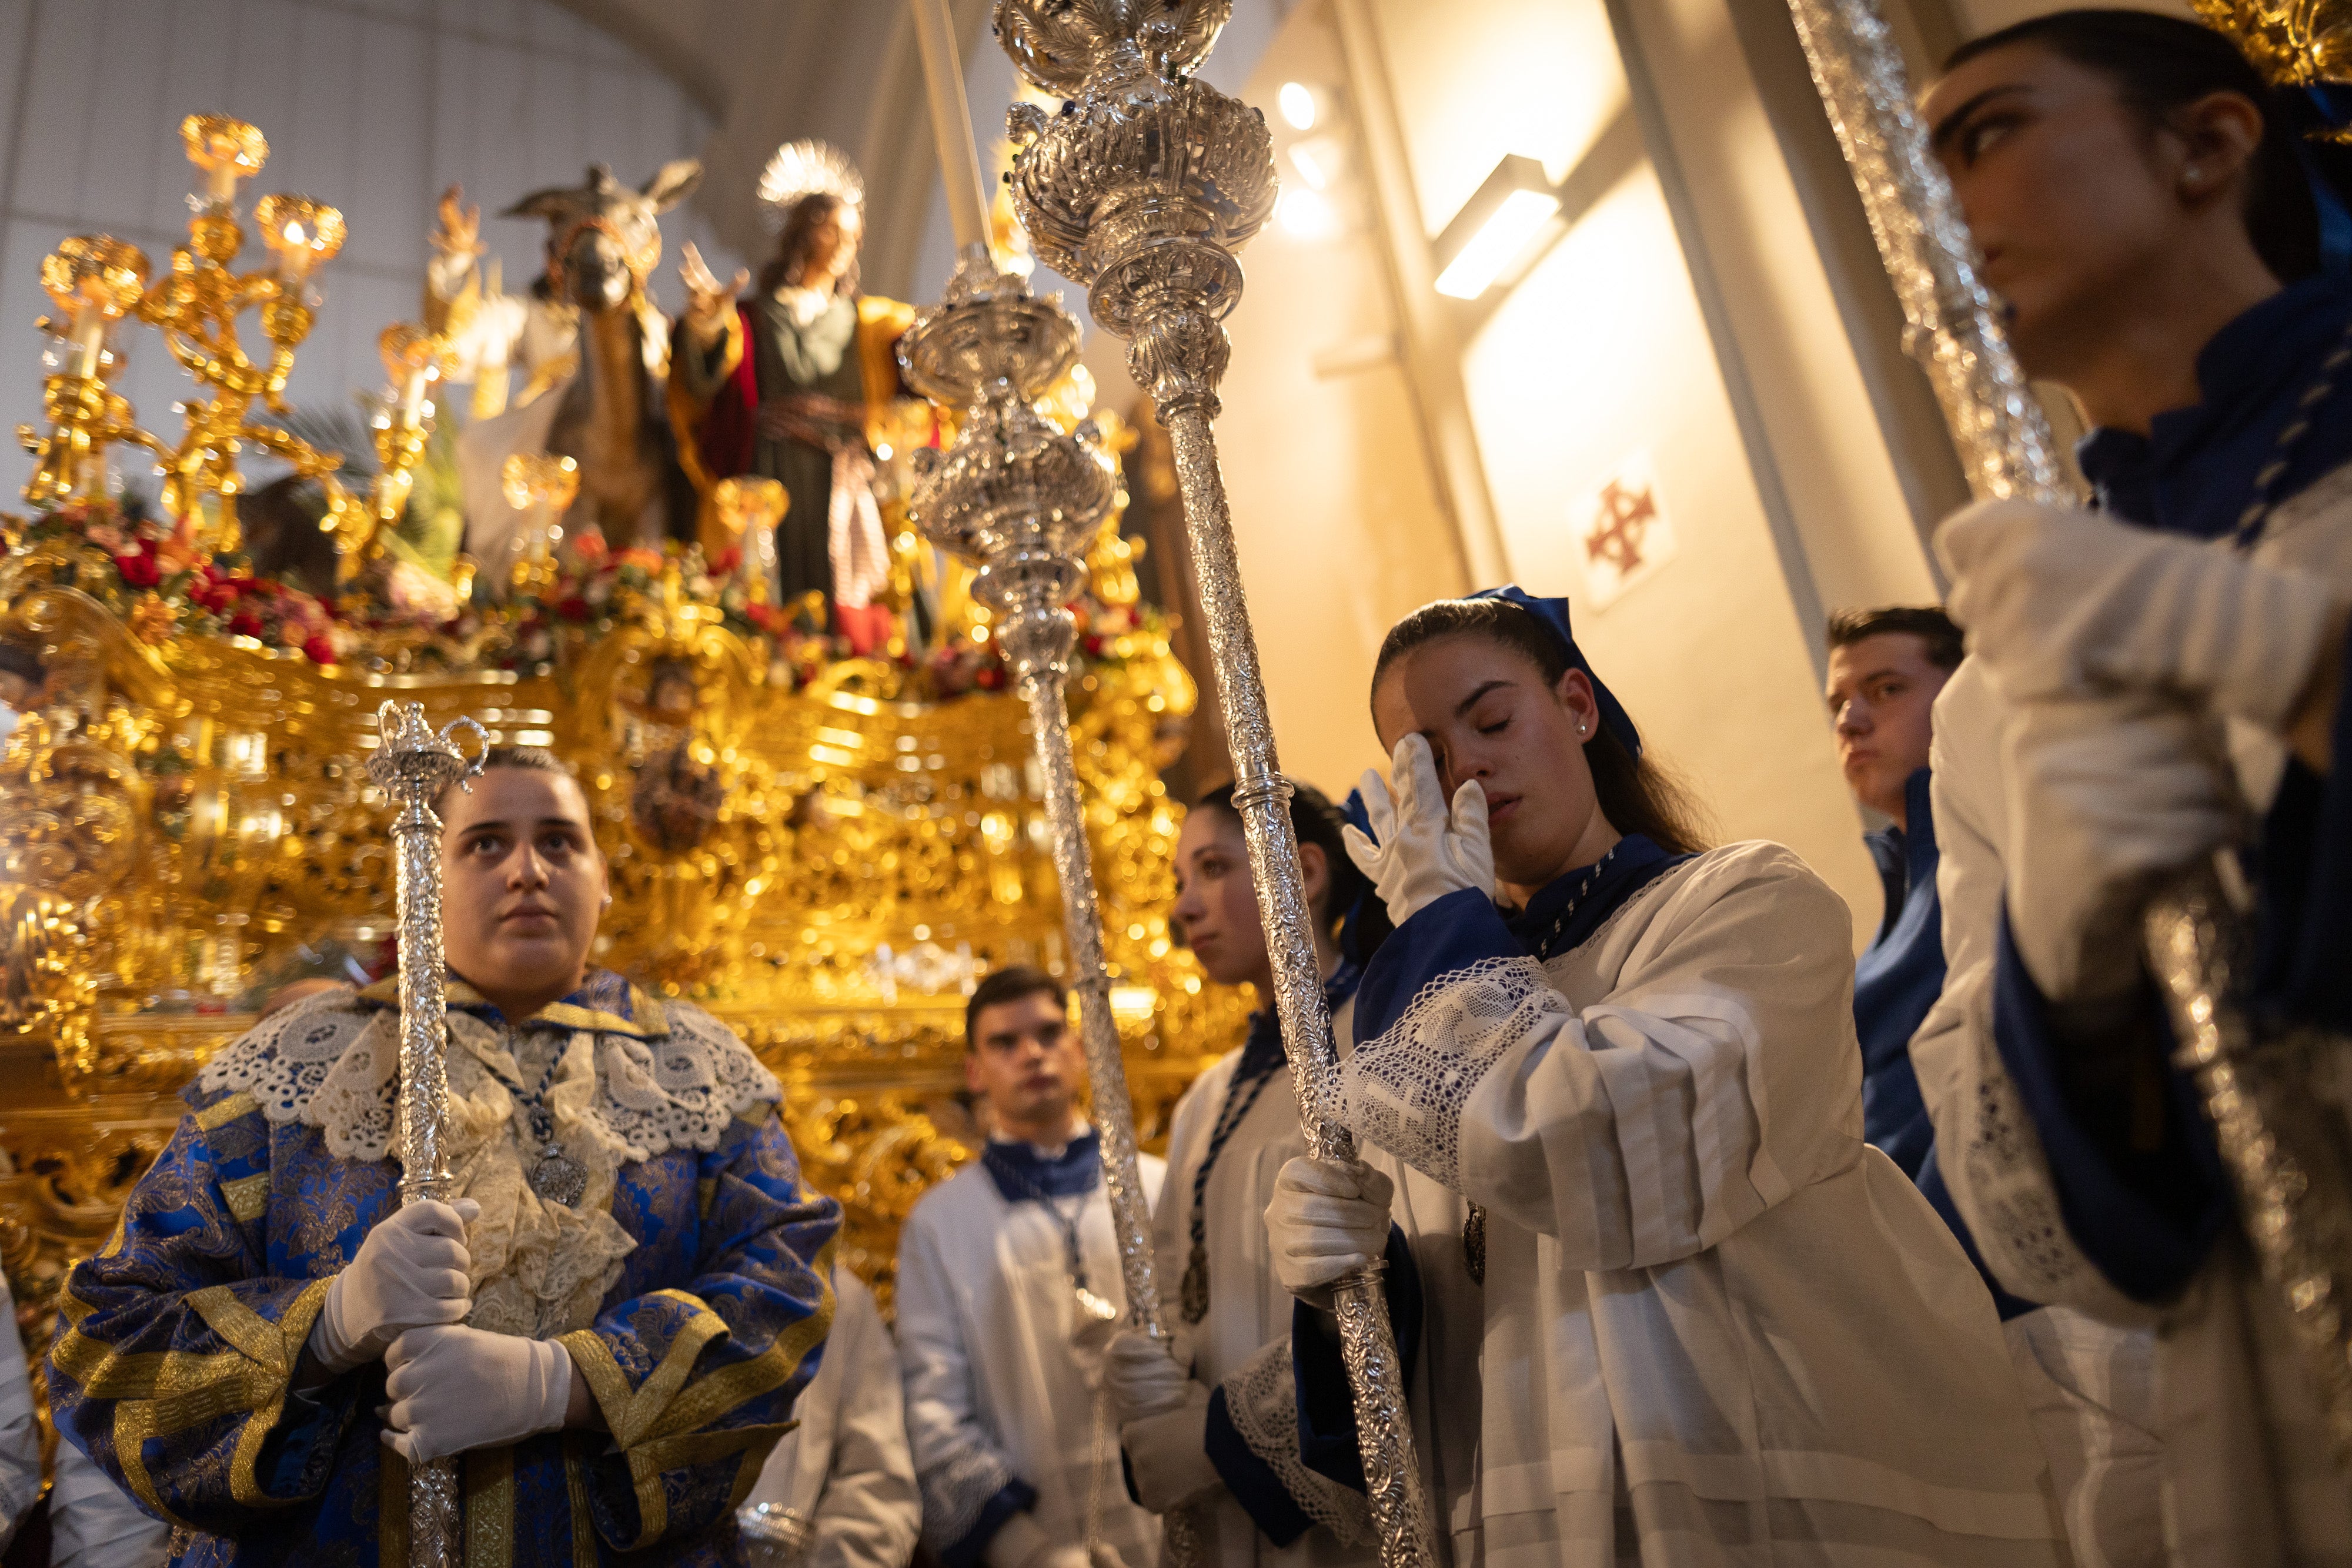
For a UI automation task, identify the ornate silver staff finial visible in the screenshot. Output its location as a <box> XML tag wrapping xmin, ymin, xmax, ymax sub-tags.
<box><xmin>901</xmin><ymin>243</ymin><xmax>1198</xmax><ymax>1563</ymax></box>
<box><xmin>367</xmin><ymin>699</ymin><xmax>487</xmax><ymax>1566</ymax></box>
<box><xmin>989</xmin><ymin>5</ymin><xmax>1438</xmax><ymax>1564</ymax></box>
<box><xmin>1782</xmin><ymin>0</ymin><xmax>2352</xmax><ymax>1466</ymax></box>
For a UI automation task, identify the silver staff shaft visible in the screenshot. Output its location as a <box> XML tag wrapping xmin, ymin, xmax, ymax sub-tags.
<box><xmin>898</xmin><ymin>231</ymin><xmax>1202</xmax><ymax>1560</ymax></box>
<box><xmin>1783</xmin><ymin>0</ymin><xmax>2352</xmax><ymax>1465</ymax></box>
<box><xmin>1162</xmin><ymin>402</ymin><xmax>1436</xmax><ymax>1567</ymax></box>
<box><xmin>984</xmin><ymin>0</ymin><xmax>1439</xmax><ymax>1556</ymax></box>
<box><xmin>368</xmin><ymin>701</ymin><xmax>487</xmax><ymax>1567</ymax></box>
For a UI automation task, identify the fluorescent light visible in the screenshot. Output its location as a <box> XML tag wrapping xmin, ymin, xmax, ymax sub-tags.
<box><xmin>1278</xmin><ymin>186</ymin><xmax>1340</xmax><ymax>240</ymax></box>
<box><xmin>1279</xmin><ymin>82</ymin><xmax>1319</xmax><ymax>131</ymax></box>
<box><xmin>1434</xmin><ymin>187</ymin><xmax>1561</xmax><ymax>298</ymax></box>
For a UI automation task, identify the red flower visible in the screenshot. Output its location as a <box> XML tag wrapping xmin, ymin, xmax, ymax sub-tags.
<box><xmin>556</xmin><ymin>596</ymin><xmax>591</xmax><ymax>622</ymax></box>
<box><xmin>977</xmin><ymin>666</ymin><xmax>1007</xmax><ymax>691</ymax></box>
<box><xmin>115</xmin><ymin>551</ymin><xmax>161</xmax><ymax>588</ymax></box>
<box><xmin>709</xmin><ymin>547</ymin><xmax>742</xmax><ymax>575</ymax></box>
<box><xmin>229</xmin><ymin>611</ymin><xmax>263</xmax><ymax>638</ymax></box>
<box><xmin>303</xmin><ymin>635</ymin><xmax>337</xmax><ymax>665</ymax></box>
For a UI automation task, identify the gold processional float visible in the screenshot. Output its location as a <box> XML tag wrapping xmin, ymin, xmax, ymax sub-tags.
<box><xmin>0</xmin><ymin>100</ymin><xmax>1250</xmax><ymax>1425</ymax></box>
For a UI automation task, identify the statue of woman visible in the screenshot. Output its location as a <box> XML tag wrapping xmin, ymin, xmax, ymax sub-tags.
<box><xmin>670</xmin><ymin>142</ymin><xmax>913</xmax><ymax>654</ymax></box>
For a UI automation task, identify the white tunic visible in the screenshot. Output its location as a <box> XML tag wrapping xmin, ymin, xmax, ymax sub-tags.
<box><xmin>1923</xmin><ymin>593</ymin><xmax>2352</xmax><ymax>1564</ymax></box>
<box><xmin>1341</xmin><ymin>841</ymin><xmax>2069</xmax><ymax>1567</ymax></box>
<box><xmin>0</xmin><ymin>1273</ymin><xmax>41</xmax><ymax>1553</ymax></box>
<box><xmin>744</xmin><ymin>1265</ymin><xmax>922</xmax><ymax>1568</ymax></box>
<box><xmin>899</xmin><ymin>1146</ymin><xmax>1167</xmax><ymax>1568</ymax></box>
<box><xmin>1155</xmin><ymin>1035</ymin><xmax>1376</xmax><ymax>1568</ymax></box>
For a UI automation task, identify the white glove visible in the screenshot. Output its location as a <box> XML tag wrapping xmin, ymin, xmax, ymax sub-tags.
<box><xmin>1264</xmin><ymin>1156</ymin><xmax>1394</xmax><ymax>1310</ymax></box>
<box><xmin>1342</xmin><ymin>734</ymin><xmax>1494</xmax><ymax>928</ymax></box>
<box><xmin>380</xmin><ymin>1324</ymin><xmax>573</xmax><ymax>1463</ymax></box>
<box><xmin>1121</xmin><ymin>1384</ymin><xmax>1221</xmax><ymax>1512</ymax></box>
<box><xmin>1103</xmin><ymin>1327</ymin><xmax>1197</xmax><ymax>1426</ymax></box>
<box><xmin>309</xmin><ymin>1198</ymin><xmax>479</xmax><ymax>1375</ymax></box>
<box><xmin>984</xmin><ymin>1514</ymin><xmax>1115</xmax><ymax>1568</ymax></box>
<box><xmin>1940</xmin><ymin>497</ymin><xmax>2340</xmax><ymax>731</ymax></box>
<box><xmin>2003</xmin><ymin>694</ymin><xmax>2241</xmax><ymax>1003</ymax></box>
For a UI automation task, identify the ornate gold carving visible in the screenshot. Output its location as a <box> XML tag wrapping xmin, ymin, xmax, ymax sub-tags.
<box><xmin>2192</xmin><ymin>2</ymin><xmax>2352</xmax><ymax>96</ymax></box>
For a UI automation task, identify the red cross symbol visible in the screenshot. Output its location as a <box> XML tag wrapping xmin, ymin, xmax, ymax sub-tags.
<box><xmin>1586</xmin><ymin>479</ymin><xmax>1658</xmax><ymax>577</ymax></box>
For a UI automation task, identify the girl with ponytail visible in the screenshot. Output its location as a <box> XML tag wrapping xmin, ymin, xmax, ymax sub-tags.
<box><xmin>1094</xmin><ymin>779</ymin><xmax>1389</xmax><ymax>1568</ymax></box>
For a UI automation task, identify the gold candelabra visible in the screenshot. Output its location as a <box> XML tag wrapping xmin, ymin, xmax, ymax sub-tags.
<box><xmin>136</xmin><ymin>115</ymin><xmax>354</xmax><ymax>555</ymax></box>
<box><xmin>370</xmin><ymin>322</ymin><xmax>452</xmax><ymax>532</ymax></box>
<box><xmin>708</xmin><ymin>476</ymin><xmax>786</xmax><ymax>601</ymax></box>
<box><xmin>18</xmin><ymin>236</ymin><xmax>155</xmax><ymax>506</ymax></box>
<box><xmin>500</xmin><ymin>452</ymin><xmax>581</xmax><ymax>595</ymax></box>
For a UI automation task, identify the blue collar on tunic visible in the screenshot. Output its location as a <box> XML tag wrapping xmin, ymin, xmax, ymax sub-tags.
<box><xmin>1237</xmin><ymin>961</ymin><xmax>1362</xmax><ymax>1082</ymax></box>
<box><xmin>356</xmin><ymin>966</ymin><xmax>666</xmax><ymax>1037</ymax></box>
<box><xmin>1503</xmin><ymin>833</ymin><xmax>1690</xmax><ymax>957</ymax></box>
<box><xmin>2077</xmin><ymin>275</ymin><xmax>2352</xmax><ymax>538</ymax></box>
<box><xmin>981</xmin><ymin>1127</ymin><xmax>1102</xmax><ymax>1202</ymax></box>
<box><xmin>1863</xmin><ymin>768</ymin><xmax>1937</xmax><ymax>945</ymax></box>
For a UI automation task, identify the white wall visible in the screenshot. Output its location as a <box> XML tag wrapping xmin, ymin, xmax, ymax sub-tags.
<box><xmin>0</xmin><ymin>0</ymin><xmax>746</xmax><ymax>497</ymax></box>
<box><xmin>1196</xmin><ymin>0</ymin><xmax>1909</xmax><ymax>945</ymax></box>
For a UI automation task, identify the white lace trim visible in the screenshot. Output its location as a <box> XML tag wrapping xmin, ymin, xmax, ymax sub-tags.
<box><xmin>1221</xmin><ymin>1337</ymin><xmax>1369</xmax><ymax>1545</ymax></box>
<box><xmin>1342</xmin><ymin>954</ymin><xmax>1561</xmax><ymax>1189</ymax></box>
<box><xmin>195</xmin><ymin>989</ymin><xmax>783</xmax><ymax>1165</ymax></box>
<box><xmin>1956</xmin><ymin>1011</ymin><xmax>2099</xmax><ymax>1300</ymax></box>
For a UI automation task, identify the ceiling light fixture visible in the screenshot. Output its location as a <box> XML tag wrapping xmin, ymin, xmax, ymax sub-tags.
<box><xmin>1278</xmin><ymin>81</ymin><xmax>1320</xmax><ymax>132</ymax></box>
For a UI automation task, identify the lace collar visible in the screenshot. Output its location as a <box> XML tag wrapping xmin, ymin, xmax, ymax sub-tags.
<box><xmin>195</xmin><ymin>982</ymin><xmax>782</xmax><ymax>1166</ymax></box>
<box><xmin>355</xmin><ymin>967</ymin><xmax>664</xmax><ymax>1038</ymax></box>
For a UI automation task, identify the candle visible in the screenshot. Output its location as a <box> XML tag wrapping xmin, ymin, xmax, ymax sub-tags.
<box><xmin>206</xmin><ymin>161</ymin><xmax>241</xmax><ymax>203</ymax></box>
<box><xmin>71</xmin><ymin>305</ymin><xmax>106</xmax><ymax>379</ymax></box>
<box><xmin>397</xmin><ymin>366</ymin><xmax>431</xmax><ymax>426</ymax></box>
<box><xmin>909</xmin><ymin>0</ymin><xmax>992</xmax><ymax>255</ymax></box>
<box><xmin>278</xmin><ymin>220</ymin><xmax>314</xmax><ymax>282</ymax></box>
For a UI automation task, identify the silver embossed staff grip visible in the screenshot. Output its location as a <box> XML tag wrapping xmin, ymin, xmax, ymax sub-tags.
<box><xmin>991</xmin><ymin>2</ymin><xmax>1437</xmax><ymax>1563</ymax></box>
<box><xmin>367</xmin><ymin>700</ymin><xmax>487</xmax><ymax>1566</ymax></box>
<box><xmin>1784</xmin><ymin>0</ymin><xmax>2352</xmax><ymax>1468</ymax></box>
<box><xmin>900</xmin><ymin>248</ymin><xmax>1202</xmax><ymax>1567</ymax></box>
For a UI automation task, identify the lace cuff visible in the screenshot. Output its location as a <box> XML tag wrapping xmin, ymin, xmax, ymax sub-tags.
<box><xmin>1344</xmin><ymin>954</ymin><xmax>1565</xmax><ymax>1188</ymax></box>
<box><xmin>918</xmin><ymin>1446</ymin><xmax>1030</xmax><ymax>1564</ymax></box>
<box><xmin>1215</xmin><ymin>1339</ymin><xmax>1369</xmax><ymax>1546</ymax></box>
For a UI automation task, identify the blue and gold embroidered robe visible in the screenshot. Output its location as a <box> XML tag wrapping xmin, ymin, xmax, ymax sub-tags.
<box><xmin>46</xmin><ymin>971</ymin><xmax>838</xmax><ymax>1566</ymax></box>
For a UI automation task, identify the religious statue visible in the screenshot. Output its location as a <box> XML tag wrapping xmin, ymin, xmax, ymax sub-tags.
<box><xmin>669</xmin><ymin>141</ymin><xmax>916</xmax><ymax>654</ymax></box>
<box><xmin>425</xmin><ymin>163</ymin><xmax>701</xmax><ymax>579</ymax></box>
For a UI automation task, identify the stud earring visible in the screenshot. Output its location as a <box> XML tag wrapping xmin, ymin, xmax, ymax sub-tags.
<box><xmin>2182</xmin><ymin>163</ymin><xmax>2204</xmax><ymax>190</ymax></box>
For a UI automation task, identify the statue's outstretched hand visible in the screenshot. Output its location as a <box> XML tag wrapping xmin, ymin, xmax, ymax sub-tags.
<box><xmin>431</xmin><ymin>186</ymin><xmax>483</xmax><ymax>261</ymax></box>
<box><xmin>679</xmin><ymin>242</ymin><xmax>748</xmax><ymax>337</ymax></box>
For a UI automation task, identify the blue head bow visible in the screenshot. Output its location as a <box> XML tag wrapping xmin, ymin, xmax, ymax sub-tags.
<box><xmin>2293</xmin><ymin>84</ymin><xmax>2352</xmax><ymax>276</ymax></box>
<box><xmin>1467</xmin><ymin>585</ymin><xmax>1642</xmax><ymax>758</ymax></box>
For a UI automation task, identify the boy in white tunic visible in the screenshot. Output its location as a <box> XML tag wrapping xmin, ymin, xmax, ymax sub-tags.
<box><xmin>1101</xmin><ymin>781</ymin><xmax>1385</xmax><ymax>1568</ymax></box>
<box><xmin>1268</xmin><ymin>590</ymin><xmax>2070</xmax><ymax>1566</ymax></box>
<box><xmin>898</xmin><ymin>969</ymin><xmax>1165</xmax><ymax>1568</ymax></box>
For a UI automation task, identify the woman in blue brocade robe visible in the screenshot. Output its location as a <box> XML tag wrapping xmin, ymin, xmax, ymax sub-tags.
<box><xmin>45</xmin><ymin>747</ymin><xmax>840</xmax><ymax>1566</ymax></box>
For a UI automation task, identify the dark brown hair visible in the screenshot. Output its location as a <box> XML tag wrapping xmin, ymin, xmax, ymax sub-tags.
<box><xmin>1825</xmin><ymin>606</ymin><xmax>1965</xmax><ymax>671</ymax></box>
<box><xmin>1370</xmin><ymin>598</ymin><xmax>1713</xmax><ymax>857</ymax></box>
<box><xmin>1945</xmin><ymin>9</ymin><xmax>2352</xmax><ymax>283</ymax></box>
<box><xmin>965</xmin><ymin>965</ymin><xmax>1066</xmax><ymax>1052</ymax></box>
<box><xmin>433</xmin><ymin>745</ymin><xmax>577</xmax><ymax>818</ymax></box>
<box><xmin>758</xmin><ymin>194</ymin><xmax>861</xmax><ymax>298</ymax></box>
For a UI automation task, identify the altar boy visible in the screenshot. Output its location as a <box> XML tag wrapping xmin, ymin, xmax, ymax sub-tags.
<box><xmin>897</xmin><ymin>969</ymin><xmax>1164</xmax><ymax>1568</ymax></box>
